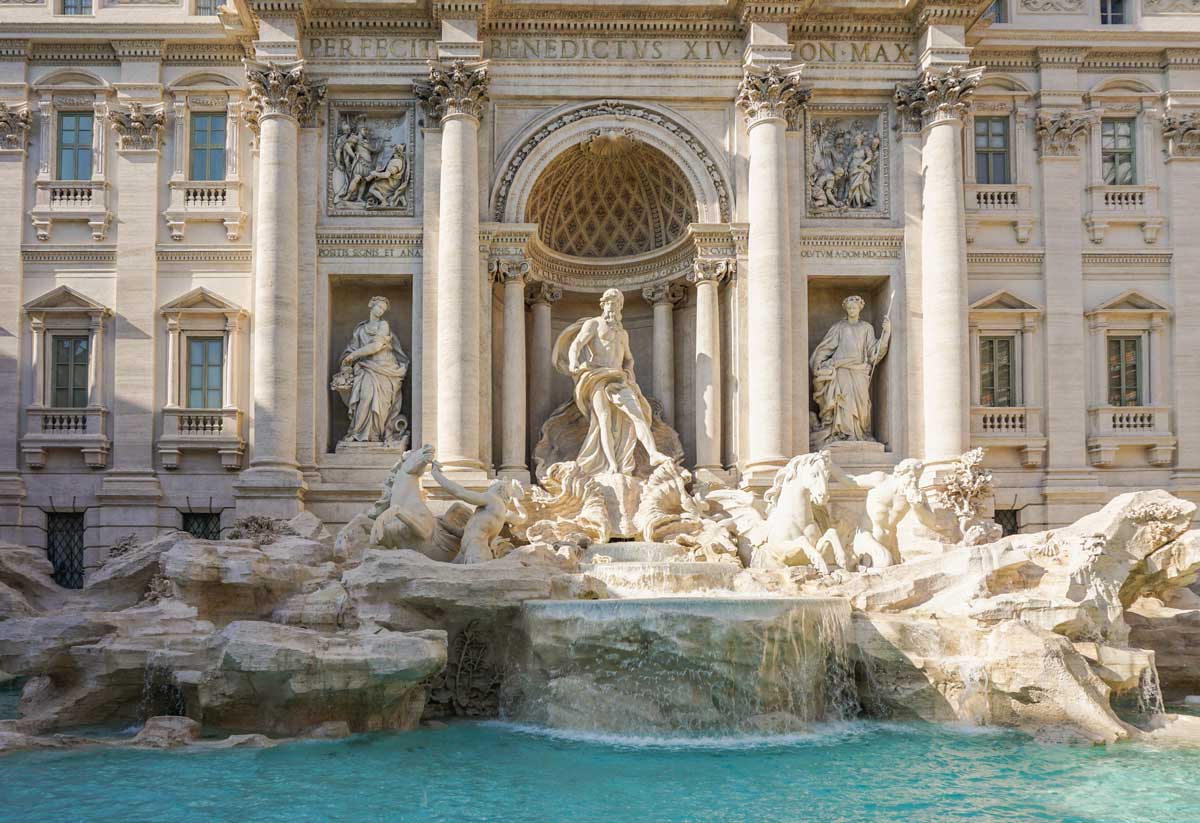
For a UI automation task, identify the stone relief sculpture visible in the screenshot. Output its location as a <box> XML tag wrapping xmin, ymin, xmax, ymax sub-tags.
<box><xmin>805</xmin><ymin>110</ymin><xmax>887</xmax><ymax>217</ymax></box>
<box><xmin>331</xmin><ymin>296</ymin><xmax>410</xmax><ymax>449</ymax></box>
<box><xmin>810</xmin><ymin>295</ymin><xmax>891</xmax><ymax>447</ymax></box>
<box><xmin>327</xmin><ymin>103</ymin><xmax>415</xmax><ymax>216</ymax></box>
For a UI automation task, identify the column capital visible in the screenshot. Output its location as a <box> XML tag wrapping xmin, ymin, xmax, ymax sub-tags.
<box><xmin>245</xmin><ymin>60</ymin><xmax>324</xmax><ymax>124</ymax></box>
<box><xmin>1163</xmin><ymin>109</ymin><xmax>1200</xmax><ymax>159</ymax></box>
<box><xmin>0</xmin><ymin>103</ymin><xmax>31</xmax><ymax>153</ymax></box>
<box><xmin>490</xmin><ymin>257</ymin><xmax>530</xmax><ymax>286</ymax></box>
<box><xmin>894</xmin><ymin>65</ymin><xmax>983</xmax><ymax>131</ymax></box>
<box><xmin>689</xmin><ymin>256</ymin><xmax>736</xmax><ymax>286</ymax></box>
<box><xmin>108</xmin><ymin>101</ymin><xmax>165</xmax><ymax>152</ymax></box>
<box><xmin>525</xmin><ymin>280</ymin><xmax>562</xmax><ymax>307</ymax></box>
<box><xmin>643</xmin><ymin>281</ymin><xmax>687</xmax><ymax>307</ymax></box>
<box><xmin>416</xmin><ymin>60</ymin><xmax>490</xmax><ymax>124</ymax></box>
<box><xmin>736</xmin><ymin>64</ymin><xmax>810</xmax><ymax>129</ymax></box>
<box><xmin>1035</xmin><ymin>108</ymin><xmax>1094</xmax><ymax>158</ymax></box>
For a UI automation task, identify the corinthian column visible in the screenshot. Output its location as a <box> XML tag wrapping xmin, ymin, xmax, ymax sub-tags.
<box><xmin>736</xmin><ymin>64</ymin><xmax>810</xmax><ymax>485</ymax></box>
<box><xmin>642</xmin><ymin>282</ymin><xmax>686</xmax><ymax>427</ymax></box>
<box><xmin>238</xmin><ymin>62</ymin><xmax>322</xmax><ymax>514</ymax></box>
<box><xmin>525</xmin><ymin>281</ymin><xmax>562</xmax><ymax>461</ymax></box>
<box><xmin>417</xmin><ymin>60</ymin><xmax>489</xmax><ymax>477</ymax></box>
<box><xmin>894</xmin><ymin>65</ymin><xmax>982</xmax><ymax>466</ymax></box>
<box><xmin>492</xmin><ymin>259</ymin><xmax>529</xmax><ymax>482</ymax></box>
<box><xmin>690</xmin><ymin>258</ymin><xmax>733</xmax><ymax>479</ymax></box>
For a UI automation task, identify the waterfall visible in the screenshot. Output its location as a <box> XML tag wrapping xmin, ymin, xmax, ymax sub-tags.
<box><xmin>138</xmin><ymin>664</ymin><xmax>186</xmax><ymax>722</ymax></box>
<box><xmin>502</xmin><ymin>597</ymin><xmax>858</xmax><ymax>734</ymax></box>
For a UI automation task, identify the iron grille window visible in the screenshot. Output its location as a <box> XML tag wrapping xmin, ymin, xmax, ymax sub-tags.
<box><xmin>187</xmin><ymin>337</ymin><xmax>223</xmax><ymax>408</ymax></box>
<box><xmin>1101</xmin><ymin>119</ymin><xmax>1136</xmax><ymax>185</ymax></box>
<box><xmin>182</xmin><ymin>512</ymin><xmax>221</xmax><ymax>540</ymax></box>
<box><xmin>974</xmin><ymin>117</ymin><xmax>1010</xmax><ymax>185</ymax></box>
<box><xmin>1108</xmin><ymin>336</ymin><xmax>1142</xmax><ymax>407</ymax></box>
<box><xmin>189</xmin><ymin>113</ymin><xmax>226</xmax><ymax>181</ymax></box>
<box><xmin>995</xmin><ymin>509</ymin><xmax>1019</xmax><ymax>537</ymax></box>
<box><xmin>46</xmin><ymin>513</ymin><xmax>85</xmax><ymax>589</ymax></box>
<box><xmin>52</xmin><ymin>335</ymin><xmax>89</xmax><ymax>408</ymax></box>
<box><xmin>1100</xmin><ymin>0</ymin><xmax>1125</xmax><ymax>24</ymax></box>
<box><xmin>979</xmin><ymin>336</ymin><xmax>1015</xmax><ymax>408</ymax></box>
<box><xmin>60</xmin><ymin>0</ymin><xmax>91</xmax><ymax>14</ymax></box>
<box><xmin>57</xmin><ymin>113</ymin><xmax>93</xmax><ymax>180</ymax></box>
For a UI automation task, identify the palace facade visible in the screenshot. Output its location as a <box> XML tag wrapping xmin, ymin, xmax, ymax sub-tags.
<box><xmin>1</xmin><ymin>0</ymin><xmax>1199</xmax><ymax>579</ymax></box>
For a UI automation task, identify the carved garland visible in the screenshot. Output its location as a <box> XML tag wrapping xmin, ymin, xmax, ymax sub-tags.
<box><xmin>414</xmin><ymin>60</ymin><xmax>490</xmax><ymax>123</ymax></box>
<box><xmin>0</xmin><ymin>102</ymin><xmax>31</xmax><ymax>150</ymax></box>
<box><xmin>1036</xmin><ymin>110</ymin><xmax>1092</xmax><ymax>156</ymax></box>
<box><xmin>108</xmin><ymin>102</ymin><xmax>165</xmax><ymax>151</ymax></box>
<box><xmin>1162</xmin><ymin>110</ymin><xmax>1200</xmax><ymax>157</ymax></box>
<box><xmin>735</xmin><ymin>64</ymin><xmax>811</xmax><ymax>128</ymax></box>
<box><xmin>894</xmin><ymin>65</ymin><xmax>984</xmax><ymax>130</ymax></box>
<box><xmin>1020</xmin><ymin>0</ymin><xmax>1084</xmax><ymax>11</ymax></box>
<box><xmin>1144</xmin><ymin>0</ymin><xmax>1200</xmax><ymax>12</ymax></box>
<box><xmin>493</xmin><ymin>101</ymin><xmax>732</xmax><ymax>223</ymax></box>
<box><xmin>245</xmin><ymin>61</ymin><xmax>325</xmax><ymax>124</ymax></box>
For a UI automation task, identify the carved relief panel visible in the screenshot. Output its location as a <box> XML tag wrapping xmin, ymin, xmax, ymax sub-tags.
<box><xmin>804</xmin><ymin>106</ymin><xmax>890</xmax><ymax>219</ymax></box>
<box><xmin>326</xmin><ymin>100</ymin><xmax>417</xmax><ymax>217</ymax></box>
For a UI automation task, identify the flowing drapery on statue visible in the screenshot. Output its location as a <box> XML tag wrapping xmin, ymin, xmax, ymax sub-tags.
<box><xmin>551</xmin><ymin>288</ymin><xmax>673</xmax><ymax>477</ymax></box>
<box><xmin>810</xmin><ymin>294</ymin><xmax>891</xmax><ymax>446</ymax></box>
<box><xmin>331</xmin><ymin>296</ymin><xmax>410</xmax><ymax>447</ymax></box>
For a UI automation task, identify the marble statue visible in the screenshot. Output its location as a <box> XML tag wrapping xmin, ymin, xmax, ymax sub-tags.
<box><xmin>363</xmin><ymin>144</ymin><xmax>410</xmax><ymax>209</ymax></box>
<box><xmin>810</xmin><ymin>295</ymin><xmax>891</xmax><ymax>447</ymax></box>
<box><xmin>369</xmin><ymin>444</ymin><xmax>438</xmax><ymax>554</ymax></box>
<box><xmin>333</xmin><ymin>120</ymin><xmax>390</xmax><ymax>206</ymax></box>
<box><xmin>331</xmin><ymin>296</ymin><xmax>410</xmax><ymax>447</ymax></box>
<box><xmin>829</xmin><ymin>457</ymin><xmax>943</xmax><ymax>567</ymax></box>
<box><xmin>554</xmin><ymin>288</ymin><xmax>673</xmax><ymax>476</ymax></box>
<box><xmin>430</xmin><ymin>461</ymin><xmax>518</xmax><ymax>564</ymax></box>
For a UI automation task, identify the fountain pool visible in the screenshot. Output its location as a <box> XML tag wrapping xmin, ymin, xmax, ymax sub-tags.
<box><xmin>3</xmin><ymin>721</ymin><xmax>1200</xmax><ymax>823</ymax></box>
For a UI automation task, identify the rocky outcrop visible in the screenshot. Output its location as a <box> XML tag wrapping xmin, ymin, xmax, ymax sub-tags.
<box><xmin>0</xmin><ymin>544</ymin><xmax>64</xmax><ymax>617</ymax></box>
<box><xmin>132</xmin><ymin>715</ymin><xmax>200</xmax><ymax>748</ymax></box>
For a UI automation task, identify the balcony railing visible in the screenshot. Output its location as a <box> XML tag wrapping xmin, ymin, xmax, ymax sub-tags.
<box><xmin>1084</xmin><ymin>185</ymin><xmax>1163</xmax><ymax>244</ymax></box>
<box><xmin>970</xmin><ymin>405</ymin><xmax>1046</xmax><ymax>467</ymax></box>
<box><xmin>1087</xmin><ymin>405</ymin><xmax>1175</xmax><ymax>467</ymax></box>
<box><xmin>158</xmin><ymin>406</ymin><xmax>244</xmax><ymax>470</ymax></box>
<box><xmin>964</xmin><ymin>183</ymin><xmax>1034</xmax><ymax>243</ymax></box>
<box><xmin>21</xmin><ymin>406</ymin><xmax>109</xmax><ymax>469</ymax></box>
<box><xmin>165</xmin><ymin>179</ymin><xmax>244</xmax><ymax>241</ymax></box>
<box><xmin>30</xmin><ymin>179</ymin><xmax>111</xmax><ymax>241</ymax></box>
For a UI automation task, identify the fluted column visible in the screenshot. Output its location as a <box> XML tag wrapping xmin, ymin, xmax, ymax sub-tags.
<box><xmin>690</xmin><ymin>258</ymin><xmax>733</xmax><ymax>478</ymax></box>
<box><xmin>417</xmin><ymin>60</ymin><xmax>489</xmax><ymax>476</ymax></box>
<box><xmin>895</xmin><ymin>66</ymin><xmax>982</xmax><ymax>465</ymax></box>
<box><xmin>239</xmin><ymin>62</ymin><xmax>322</xmax><ymax>513</ymax></box>
<box><xmin>642</xmin><ymin>282</ymin><xmax>686</xmax><ymax>427</ymax></box>
<box><xmin>493</xmin><ymin>259</ymin><xmax>530</xmax><ymax>481</ymax></box>
<box><xmin>525</xmin><ymin>281</ymin><xmax>562</xmax><ymax>461</ymax></box>
<box><xmin>0</xmin><ymin>102</ymin><xmax>31</xmax><ymax>523</ymax></box>
<box><xmin>736</xmin><ymin>64</ymin><xmax>809</xmax><ymax>485</ymax></box>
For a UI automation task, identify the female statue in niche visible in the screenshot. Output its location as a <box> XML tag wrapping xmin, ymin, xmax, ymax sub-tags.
<box><xmin>331</xmin><ymin>296</ymin><xmax>410</xmax><ymax>447</ymax></box>
<box><xmin>810</xmin><ymin>294</ymin><xmax>890</xmax><ymax>447</ymax></box>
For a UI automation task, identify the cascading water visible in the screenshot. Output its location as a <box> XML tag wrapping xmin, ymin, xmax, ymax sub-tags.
<box><xmin>138</xmin><ymin>663</ymin><xmax>186</xmax><ymax>722</ymax></box>
<box><xmin>502</xmin><ymin>596</ymin><xmax>859</xmax><ymax>734</ymax></box>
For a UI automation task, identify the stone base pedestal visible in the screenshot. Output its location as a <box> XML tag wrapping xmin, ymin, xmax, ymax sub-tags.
<box><xmin>334</xmin><ymin>437</ymin><xmax>408</xmax><ymax>456</ymax></box>
<box><xmin>95</xmin><ymin>472</ymin><xmax>165</xmax><ymax>557</ymax></box>
<box><xmin>234</xmin><ymin>467</ymin><xmax>308</xmax><ymax>519</ymax></box>
<box><xmin>823</xmin><ymin>440</ymin><xmax>890</xmax><ymax>470</ymax></box>
<box><xmin>0</xmin><ymin>473</ymin><xmax>27</xmax><ymax>545</ymax></box>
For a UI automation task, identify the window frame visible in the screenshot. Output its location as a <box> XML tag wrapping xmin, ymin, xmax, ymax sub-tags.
<box><xmin>973</xmin><ymin>115</ymin><xmax>1011</xmax><ymax>186</ymax></box>
<box><xmin>185</xmin><ymin>335</ymin><xmax>225</xmax><ymax>409</ymax></box>
<box><xmin>1100</xmin><ymin>117</ymin><xmax>1137</xmax><ymax>186</ymax></box>
<box><xmin>50</xmin><ymin>333</ymin><xmax>91</xmax><ymax>410</ymax></box>
<box><xmin>188</xmin><ymin>111</ymin><xmax>228</xmax><ymax>182</ymax></box>
<box><xmin>56</xmin><ymin>110</ymin><xmax>95</xmax><ymax>181</ymax></box>
<box><xmin>979</xmin><ymin>335</ymin><xmax>1018</xmax><ymax>408</ymax></box>
<box><xmin>195</xmin><ymin>0</ymin><xmax>221</xmax><ymax>14</ymax></box>
<box><xmin>1100</xmin><ymin>0</ymin><xmax>1126</xmax><ymax>25</ymax></box>
<box><xmin>1106</xmin><ymin>334</ymin><xmax>1144</xmax><ymax>408</ymax></box>
<box><xmin>59</xmin><ymin>0</ymin><xmax>93</xmax><ymax>15</ymax></box>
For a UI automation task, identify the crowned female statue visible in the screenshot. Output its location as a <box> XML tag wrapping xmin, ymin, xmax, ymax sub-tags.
<box><xmin>331</xmin><ymin>296</ymin><xmax>410</xmax><ymax>447</ymax></box>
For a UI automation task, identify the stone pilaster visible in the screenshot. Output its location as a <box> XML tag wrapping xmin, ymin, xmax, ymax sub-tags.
<box><xmin>525</xmin><ymin>280</ymin><xmax>562</xmax><ymax>462</ymax></box>
<box><xmin>894</xmin><ymin>65</ymin><xmax>982</xmax><ymax>466</ymax></box>
<box><xmin>736</xmin><ymin>63</ymin><xmax>810</xmax><ymax>487</ymax></box>
<box><xmin>690</xmin><ymin>258</ymin><xmax>734</xmax><ymax>480</ymax></box>
<box><xmin>642</xmin><ymin>282</ymin><xmax>686</xmax><ymax>427</ymax></box>
<box><xmin>0</xmin><ymin>99</ymin><xmax>30</xmax><ymax>541</ymax></box>
<box><xmin>236</xmin><ymin>61</ymin><xmax>323</xmax><ymax>517</ymax></box>
<box><xmin>492</xmin><ymin>258</ymin><xmax>530</xmax><ymax>482</ymax></box>
<box><xmin>416</xmin><ymin>60</ymin><xmax>489</xmax><ymax>479</ymax></box>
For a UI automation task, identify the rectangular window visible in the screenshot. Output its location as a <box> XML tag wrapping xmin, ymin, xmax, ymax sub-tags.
<box><xmin>995</xmin><ymin>509</ymin><xmax>1019</xmax><ymax>537</ymax></box>
<box><xmin>60</xmin><ymin>0</ymin><xmax>91</xmax><ymax>14</ymax></box>
<box><xmin>980</xmin><ymin>336</ymin><xmax>1016</xmax><ymax>408</ymax></box>
<box><xmin>1100</xmin><ymin>0</ymin><xmax>1125</xmax><ymax>24</ymax></box>
<box><xmin>187</xmin><ymin>337</ymin><xmax>223</xmax><ymax>409</ymax></box>
<box><xmin>57</xmin><ymin>113</ymin><xmax>93</xmax><ymax>180</ymax></box>
<box><xmin>987</xmin><ymin>0</ymin><xmax>1008</xmax><ymax>24</ymax></box>
<box><xmin>46</xmin><ymin>513</ymin><xmax>85</xmax><ymax>589</ymax></box>
<box><xmin>1101</xmin><ymin>119</ymin><xmax>1136</xmax><ymax>185</ymax></box>
<box><xmin>182</xmin><ymin>512</ymin><xmax>222</xmax><ymax>540</ymax></box>
<box><xmin>52</xmin><ymin>335</ymin><xmax>89</xmax><ymax>409</ymax></box>
<box><xmin>189</xmin><ymin>113</ymin><xmax>227</xmax><ymax>181</ymax></box>
<box><xmin>974</xmin><ymin>117</ymin><xmax>1010</xmax><ymax>185</ymax></box>
<box><xmin>1107</xmin><ymin>336</ymin><xmax>1142</xmax><ymax>407</ymax></box>
<box><xmin>196</xmin><ymin>0</ymin><xmax>220</xmax><ymax>14</ymax></box>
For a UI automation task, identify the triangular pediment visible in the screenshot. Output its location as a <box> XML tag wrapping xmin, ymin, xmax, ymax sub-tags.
<box><xmin>1091</xmin><ymin>289</ymin><xmax>1169</xmax><ymax>314</ymax></box>
<box><xmin>24</xmin><ymin>285</ymin><xmax>109</xmax><ymax>314</ymax></box>
<box><xmin>161</xmin><ymin>286</ymin><xmax>243</xmax><ymax>314</ymax></box>
<box><xmin>969</xmin><ymin>290</ymin><xmax>1041</xmax><ymax>312</ymax></box>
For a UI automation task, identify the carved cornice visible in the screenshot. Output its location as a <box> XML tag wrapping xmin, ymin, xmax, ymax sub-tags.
<box><xmin>1036</xmin><ymin>109</ymin><xmax>1092</xmax><ymax>157</ymax></box>
<box><xmin>111</xmin><ymin>40</ymin><xmax>164</xmax><ymax>62</ymax></box>
<box><xmin>894</xmin><ymin>65</ymin><xmax>984</xmax><ymax>130</ymax></box>
<box><xmin>0</xmin><ymin>103</ymin><xmax>31</xmax><ymax>151</ymax></box>
<box><xmin>1036</xmin><ymin>47</ymin><xmax>1088</xmax><ymax>68</ymax></box>
<box><xmin>1162</xmin><ymin>109</ymin><xmax>1200</xmax><ymax>157</ymax></box>
<box><xmin>432</xmin><ymin>1</ymin><xmax>484</xmax><ymax>20</ymax></box>
<box><xmin>108</xmin><ymin>102</ymin><xmax>165</xmax><ymax>151</ymax></box>
<box><xmin>689</xmin><ymin>257</ymin><xmax>735</xmax><ymax>286</ymax></box>
<box><xmin>414</xmin><ymin>60</ymin><xmax>489</xmax><ymax>123</ymax></box>
<box><xmin>489</xmin><ymin>257</ymin><xmax>530</xmax><ymax>286</ymax></box>
<box><xmin>735</xmin><ymin>64</ymin><xmax>810</xmax><ymax>128</ymax></box>
<box><xmin>0</xmin><ymin>40</ymin><xmax>31</xmax><ymax>60</ymax></box>
<box><xmin>643</xmin><ymin>281</ymin><xmax>687</xmax><ymax>306</ymax></box>
<box><xmin>525</xmin><ymin>280</ymin><xmax>563</xmax><ymax>307</ymax></box>
<box><xmin>738</xmin><ymin>1</ymin><xmax>810</xmax><ymax>24</ymax></box>
<box><xmin>245</xmin><ymin>60</ymin><xmax>324</xmax><ymax>124</ymax></box>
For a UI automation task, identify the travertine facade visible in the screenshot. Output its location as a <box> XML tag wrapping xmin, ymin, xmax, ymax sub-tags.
<box><xmin>2</xmin><ymin>0</ymin><xmax>1199</xmax><ymax>571</ymax></box>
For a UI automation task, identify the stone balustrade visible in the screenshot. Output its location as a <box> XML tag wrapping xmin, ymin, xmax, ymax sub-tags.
<box><xmin>164</xmin><ymin>179</ymin><xmax>245</xmax><ymax>241</ymax></box>
<box><xmin>969</xmin><ymin>405</ymin><xmax>1046</xmax><ymax>468</ymax></box>
<box><xmin>158</xmin><ymin>406</ymin><xmax>245</xmax><ymax>470</ymax></box>
<box><xmin>964</xmin><ymin>182</ymin><xmax>1034</xmax><ymax>243</ymax></box>
<box><xmin>30</xmin><ymin>179</ymin><xmax>111</xmax><ymax>241</ymax></box>
<box><xmin>1087</xmin><ymin>405</ymin><xmax>1175</xmax><ymax>467</ymax></box>
<box><xmin>1084</xmin><ymin>185</ymin><xmax>1163</xmax><ymax>244</ymax></box>
<box><xmin>20</xmin><ymin>406</ymin><xmax>109</xmax><ymax>469</ymax></box>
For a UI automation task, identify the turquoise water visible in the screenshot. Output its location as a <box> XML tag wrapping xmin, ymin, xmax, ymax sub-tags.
<box><xmin>3</xmin><ymin>721</ymin><xmax>1199</xmax><ymax>823</ymax></box>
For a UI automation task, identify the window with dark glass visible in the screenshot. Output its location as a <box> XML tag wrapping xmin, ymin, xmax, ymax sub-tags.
<box><xmin>187</xmin><ymin>338</ymin><xmax>223</xmax><ymax>409</ymax></box>
<box><xmin>1107</xmin><ymin>336</ymin><xmax>1142</xmax><ymax>407</ymax></box>
<box><xmin>52</xmin><ymin>335</ymin><xmax>89</xmax><ymax>409</ymax></box>
<box><xmin>1100</xmin><ymin>0</ymin><xmax>1125</xmax><ymax>24</ymax></box>
<box><xmin>196</xmin><ymin>0</ymin><xmax>220</xmax><ymax>14</ymax></box>
<box><xmin>1101</xmin><ymin>119</ymin><xmax>1136</xmax><ymax>185</ymax></box>
<box><xmin>182</xmin><ymin>512</ymin><xmax>222</xmax><ymax>540</ymax></box>
<box><xmin>61</xmin><ymin>0</ymin><xmax>92</xmax><ymax>14</ymax></box>
<box><xmin>190</xmin><ymin>113</ymin><xmax>227</xmax><ymax>181</ymax></box>
<box><xmin>995</xmin><ymin>509</ymin><xmax>1019</xmax><ymax>537</ymax></box>
<box><xmin>980</xmin><ymin>336</ymin><xmax>1015</xmax><ymax>408</ymax></box>
<box><xmin>974</xmin><ymin>117</ymin><xmax>1010</xmax><ymax>185</ymax></box>
<box><xmin>57</xmin><ymin>113</ymin><xmax>93</xmax><ymax>180</ymax></box>
<box><xmin>46</xmin><ymin>512</ymin><xmax>85</xmax><ymax>589</ymax></box>
<box><xmin>987</xmin><ymin>0</ymin><xmax>1008</xmax><ymax>24</ymax></box>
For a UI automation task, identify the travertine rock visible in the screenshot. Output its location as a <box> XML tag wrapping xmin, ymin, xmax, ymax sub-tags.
<box><xmin>287</xmin><ymin>511</ymin><xmax>333</xmax><ymax>546</ymax></box>
<box><xmin>0</xmin><ymin>544</ymin><xmax>64</xmax><ymax>616</ymax></box>
<box><xmin>549</xmin><ymin>573</ymin><xmax>609</xmax><ymax>600</ymax></box>
<box><xmin>132</xmin><ymin>715</ymin><xmax>200</xmax><ymax>748</ymax></box>
<box><xmin>197</xmin><ymin>621</ymin><xmax>445</xmax><ymax>735</ymax></box>
<box><xmin>1127</xmin><ymin>592</ymin><xmax>1200</xmax><ymax>697</ymax></box>
<box><xmin>81</xmin><ymin>532</ymin><xmax>181</xmax><ymax>611</ymax></box>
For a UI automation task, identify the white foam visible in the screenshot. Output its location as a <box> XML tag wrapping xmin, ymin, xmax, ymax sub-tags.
<box><xmin>481</xmin><ymin>720</ymin><xmax>875</xmax><ymax>750</ymax></box>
